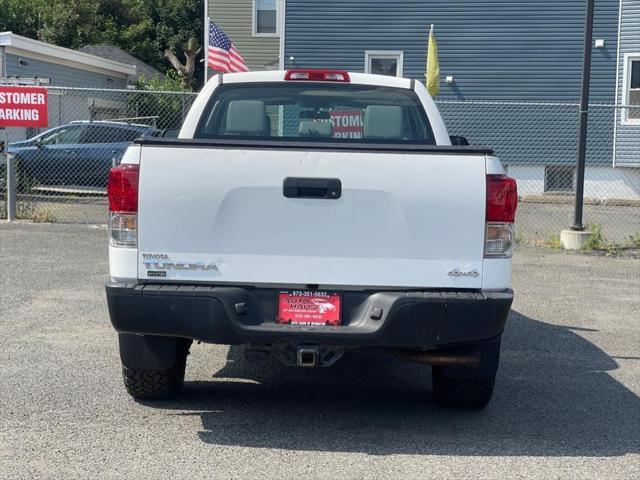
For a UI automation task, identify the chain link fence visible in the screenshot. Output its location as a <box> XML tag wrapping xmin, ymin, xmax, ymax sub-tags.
<box><xmin>438</xmin><ymin>101</ymin><xmax>640</xmax><ymax>246</ymax></box>
<box><xmin>1</xmin><ymin>86</ymin><xmax>197</xmax><ymax>224</ymax></box>
<box><xmin>1</xmin><ymin>87</ymin><xmax>639</xmax><ymax>247</ymax></box>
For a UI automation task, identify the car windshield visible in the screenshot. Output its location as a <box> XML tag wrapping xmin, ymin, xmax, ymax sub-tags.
<box><xmin>37</xmin><ymin>126</ymin><xmax>83</xmax><ymax>145</ymax></box>
<box><xmin>195</xmin><ymin>82</ymin><xmax>435</xmax><ymax>144</ymax></box>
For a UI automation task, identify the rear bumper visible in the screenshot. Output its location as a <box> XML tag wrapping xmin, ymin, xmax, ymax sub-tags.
<box><xmin>106</xmin><ymin>283</ymin><xmax>513</xmax><ymax>349</ymax></box>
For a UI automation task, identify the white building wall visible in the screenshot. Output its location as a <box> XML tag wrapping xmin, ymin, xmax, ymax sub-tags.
<box><xmin>508</xmin><ymin>165</ymin><xmax>640</xmax><ymax>200</ymax></box>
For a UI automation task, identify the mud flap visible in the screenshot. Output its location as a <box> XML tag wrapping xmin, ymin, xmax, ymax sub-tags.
<box><xmin>118</xmin><ymin>333</ymin><xmax>188</xmax><ymax>370</ymax></box>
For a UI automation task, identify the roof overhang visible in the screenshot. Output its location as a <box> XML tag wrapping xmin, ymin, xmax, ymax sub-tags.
<box><xmin>0</xmin><ymin>32</ymin><xmax>137</xmax><ymax>79</ymax></box>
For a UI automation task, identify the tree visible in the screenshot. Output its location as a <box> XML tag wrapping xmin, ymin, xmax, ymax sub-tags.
<box><xmin>164</xmin><ymin>37</ymin><xmax>201</xmax><ymax>90</ymax></box>
<box><xmin>37</xmin><ymin>0</ymin><xmax>101</xmax><ymax>48</ymax></box>
<box><xmin>0</xmin><ymin>0</ymin><xmax>205</xmax><ymax>89</ymax></box>
<box><xmin>139</xmin><ymin>0</ymin><xmax>204</xmax><ymax>88</ymax></box>
<box><xmin>128</xmin><ymin>72</ymin><xmax>193</xmax><ymax>129</ymax></box>
<box><xmin>0</xmin><ymin>0</ymin><xmax>49</xmax><ymax>39</ymax></box>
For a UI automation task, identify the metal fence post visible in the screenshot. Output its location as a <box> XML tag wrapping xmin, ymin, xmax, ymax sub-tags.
<box><xmin>572</xmin><ymin>0</ymin><xmax>595</xmax><ymax>231</ymax></box>
<box><xmin>7</xmin><ymin>151</ymin><xmax>16</xmax><ymax>222</ymax></box>
<box><xmin>2</xmin><ymin>126</ymin><xmax>16</xmax><ymax>221</ymax></box>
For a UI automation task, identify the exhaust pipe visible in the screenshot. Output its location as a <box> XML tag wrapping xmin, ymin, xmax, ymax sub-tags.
<box><xmin>389</xmin><ymin>349</ymin><xmax>481</xmax><ymax>367</ymax></box>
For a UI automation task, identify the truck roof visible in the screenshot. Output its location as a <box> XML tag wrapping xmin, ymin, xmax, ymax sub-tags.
<box><xmin>215</xmin><ymin>70</ymin><xmax>413</xmax><ymax>90</ymax></box>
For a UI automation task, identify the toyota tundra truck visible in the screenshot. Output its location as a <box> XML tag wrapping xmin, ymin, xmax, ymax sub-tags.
<box><xmin>105</xmin><ymin>69</ymin><xmax>517</xmax><ymax>409</ymax></box>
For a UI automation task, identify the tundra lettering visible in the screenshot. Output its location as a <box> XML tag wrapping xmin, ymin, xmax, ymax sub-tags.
<box><xmin>143</xmin><ymin>260</ymin><xmax>219</xmax><ymax>271</ymax></box>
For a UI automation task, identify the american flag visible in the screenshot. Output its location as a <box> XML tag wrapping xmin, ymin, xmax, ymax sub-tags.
<box><xmin>207</xmin><ymin>20</ymin><xmax>249</xmax><ymax>73</ymax></box>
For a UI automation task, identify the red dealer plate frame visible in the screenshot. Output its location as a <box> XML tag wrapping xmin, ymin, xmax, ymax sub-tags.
<box><xmin>276</xmin><ymin>291</ymin><xmax>341</xmax><ymax>326</ymax></box>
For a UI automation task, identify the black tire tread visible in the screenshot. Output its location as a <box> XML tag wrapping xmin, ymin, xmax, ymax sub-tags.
<box><xmin>121</xmin><ymin>345</ymin><xmax>189</xmax><ymax>399</ymax></box>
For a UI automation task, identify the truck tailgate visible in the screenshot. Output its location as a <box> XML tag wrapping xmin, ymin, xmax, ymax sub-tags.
<box><xmin>137</xmin><ymin>146</ymin><xmax>486</xmax><ymax>288</ymax></box>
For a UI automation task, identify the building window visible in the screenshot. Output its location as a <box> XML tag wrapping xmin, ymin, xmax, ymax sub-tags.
<box><xmin>544</xmin><ymin>166</ymin><xmax>574</xmax><ymax>193</ymax></box>
<box><xmin>364</xmin><ymin>51</ymin><xmax>404</xmax><ymax>77</ymax></box>
<box><xmin>253</xmin><ymin>0</ymin><xmax>278</xmax><ymax>36</ymax></box>
<box><xmin>622</xmin><ymin>53</ymin><xmax>640</xmax><ymax>125</ymax></box>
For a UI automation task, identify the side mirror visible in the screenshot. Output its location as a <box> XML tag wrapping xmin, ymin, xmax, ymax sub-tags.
<box><xmin>34</xmin><ymin>139</ymin><xmax>44</xmax><ymax>149</ymax></box>
<box><xmin>449</xmin><ymin>135</ymin><xmax>469</xmax><ymax>146</ymax></box>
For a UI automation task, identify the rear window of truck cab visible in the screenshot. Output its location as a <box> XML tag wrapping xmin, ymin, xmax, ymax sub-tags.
<box><xmin>195</xmin><ymin>82</ymin><xmax>436</xmax><ymax>144</ymax></box>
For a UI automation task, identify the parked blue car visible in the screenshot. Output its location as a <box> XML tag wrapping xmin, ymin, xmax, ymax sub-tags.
<box><xmin>8</xmin><ymin>121</ymin><xmax>160</xmax><ymax>189</ymax></box>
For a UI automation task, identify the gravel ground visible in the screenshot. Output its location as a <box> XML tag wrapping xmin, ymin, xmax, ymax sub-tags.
<box><xmin>515</xmin><ymin>202</ymin><xmax>640</xmax><ymax>244</ymax></box>
<box><xmin>0</xmin><ymin>222</ymin><xmax>639</xmax><ymax>479</ymax></box>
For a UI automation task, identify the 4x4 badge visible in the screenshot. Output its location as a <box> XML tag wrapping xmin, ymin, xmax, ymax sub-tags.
<box><xmin>447</xmin><ymin>268</ymin><xmax>480</xmax><ymax>278</ymax></box>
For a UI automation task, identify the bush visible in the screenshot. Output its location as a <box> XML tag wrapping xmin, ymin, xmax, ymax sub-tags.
<box><xmin>127</xmin><ymin>73</ymin><xmax>193</xmax><ymax>130</ymax></box>
<box><xmin>543</xmin><ymin>233</ymin><xmax>562</xmax><ymax>249</ymax></box>
<box><xmin>0</xmin><ymin>200</ymin><xmax>54</xmax><ymax>222</ymax></box>
<box><xmin>582</xmin><ymin>223</ymin><xmax>605</xmax><ymax>251</ymax></box>
<box><xmin>627</xmin><ymin>232</ymin><xmax>640</xmax><ymax>249</ymax></box>
<box><xmin>17</xmin><ymin>202</ymin><xmax>55</xmax><ymax>222</ymax></box>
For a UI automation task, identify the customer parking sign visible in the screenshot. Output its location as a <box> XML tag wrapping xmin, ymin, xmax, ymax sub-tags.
<box><xmin>0</xmin><ymin>86</ymin><xmax>48</xmax><ymax>128</ymax></box>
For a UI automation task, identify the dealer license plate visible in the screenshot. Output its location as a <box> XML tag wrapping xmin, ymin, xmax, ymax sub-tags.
<box><xmin>276</xmin><ymin>291</ymin><xmax>341</xmax><ymax>326</ymax></box>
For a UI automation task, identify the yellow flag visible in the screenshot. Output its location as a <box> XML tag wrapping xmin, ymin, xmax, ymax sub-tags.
<box><xmin>426</xmin><ymin>25</ymin><xmax>440</xmax><ymax>97</ymax></box>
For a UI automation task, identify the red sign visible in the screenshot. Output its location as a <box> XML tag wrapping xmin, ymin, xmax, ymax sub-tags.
<box><xmin>330</xmin><ymin>110</ymin><xmax>363</xmax><ymax>139</ymax></box>
<box><xmin>0</xmin><ymin>86</ymin><xmax>48</xmax><ymax>128</ymax></box>
<box><xmin>277</xmin><ymin>291</ymin><xmax>341</xmax><ymax>326</ymax></box>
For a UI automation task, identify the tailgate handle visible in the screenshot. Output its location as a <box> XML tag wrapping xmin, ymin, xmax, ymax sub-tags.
<box><xmin>283</xmin><ymin>177</ymin><xmax>342</xmax><ymax>199</ymax></box>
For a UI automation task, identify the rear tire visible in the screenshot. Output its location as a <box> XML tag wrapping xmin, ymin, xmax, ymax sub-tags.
<box><xmin>121</xmin><ymin>340</ymin><xmax>190</xmax><ymax>400</ymax></box>
<box><xmin>432</xmin><ymin>367</ymin><xmax>495</xmax><ymax>409</ymax></box>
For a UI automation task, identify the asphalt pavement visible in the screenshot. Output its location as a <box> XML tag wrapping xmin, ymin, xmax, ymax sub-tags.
<box><xmin>0</xmin><ymin>222</ymin><xmax>639</xmax><ymax>479</ymax></box>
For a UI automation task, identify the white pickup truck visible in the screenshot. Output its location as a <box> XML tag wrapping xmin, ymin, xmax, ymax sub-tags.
<box><xmin>106</xmin><ymin>69</ymin><xmax>517</xmax><ymax>409</ymax></box>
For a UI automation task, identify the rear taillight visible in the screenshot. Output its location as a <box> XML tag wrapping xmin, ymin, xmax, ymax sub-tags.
<box><xmin>108</xmin><ymin>164</ymin><xmax>139</xmax><ymax>212</ymax></box>
<box><xmin>108</xmin><ymin>164</ymin><xmax>139</xmax><ymax>247</ymax></box>
<box><xmin>485</xmin><ymin>174</ymin><xmax>518</xmax><ymax>258</ymax></box>
<box><xmin>486</xmin><ymin>175</ymin><xmax>517</xmax><ymax>223</ymax></box>
<box><xmin>285</xmin><ymin>69</ymin><xmax>350</xmax><ymax>82</ymax></box>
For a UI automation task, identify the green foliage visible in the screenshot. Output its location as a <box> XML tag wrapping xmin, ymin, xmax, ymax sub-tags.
<box><xmin>0</xmin><ymin>0</ymin><xmax>205</xmax><ymax>88</ymax></box>
<box><xmin>0</xmin><ymin>200</ymin><xmax>55</xmax><ymax>222</ymax></box>
<box><xmin>0</xmin><ymin>0</ymin><xmax>49</xmax><ymax>39</ymax></box>
<box><xmin>626</xmin><ymin>232</ymin><xmax>640</xmax><ymax>249</ymax></box>
<box><xmin>582</xmin><ymin>223</ymin><xmax>605</xmax><ymax>251</ymax></box>
<box><xmin>134</xmin><ymin>71</ymin><xmax>185</xmax><ymax>92</ymax></box>
<box><xmin>543</xmin><ymin>233</ymin><xmax>562</xmax><ymax>249</ymax></box>
<box><xmin>17</xmin><ymin>202</ymin><xmax>55</xmax><ymax>222</ymax></box>
<box><xmin>128</xmin><ymin>72</ymin><xmax>191</xmax><ymax>129</ymax></box>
